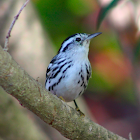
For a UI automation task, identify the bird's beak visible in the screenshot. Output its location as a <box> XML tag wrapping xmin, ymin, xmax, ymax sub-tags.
<box><xmin>85</xmin><ymin>32</ymin><xmax>102</xmax><ymax>41</ymax></box>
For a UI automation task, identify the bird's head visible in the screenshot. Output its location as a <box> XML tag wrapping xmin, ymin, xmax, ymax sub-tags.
<box><xmin>58</xmin><ymin>32</ymin><xmax>102</xmax><ymax>57</ymax></box>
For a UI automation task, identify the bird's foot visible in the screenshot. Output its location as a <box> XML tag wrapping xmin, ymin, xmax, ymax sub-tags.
<box><xmin>76</xmin><ymin>107</ymin><xmax>85</xmax><ymax>116</ymax></box>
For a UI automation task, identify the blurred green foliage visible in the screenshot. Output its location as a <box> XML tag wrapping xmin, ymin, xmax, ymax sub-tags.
<box><xmin>66</xmin><ymin>0</ymin><xmax>93</xmax><ymax>16</ymax></box>
<box><xmin>134</xmin><ymin>40</ymin><xmax>140</xmax><ymax>63</ymax></box>
<box><xmin>96</xmin><ymin>0</ymin><xmax>120</xmax><ymax>30</ymax></box>
<box><xmin>33</xmin><ymin>0</ymin><xmax>88</xmax><ymax>47</ymax></box>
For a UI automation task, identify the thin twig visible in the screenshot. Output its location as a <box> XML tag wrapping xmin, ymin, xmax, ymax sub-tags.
<box><xmin>3</xmin><ymin>0</ymin><xmax>30</xmax><ymax>51</ymax></box>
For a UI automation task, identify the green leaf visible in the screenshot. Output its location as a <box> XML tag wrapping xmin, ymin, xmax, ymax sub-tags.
<box><xmin>96</xmin><ymin>0</ymin><xmax>120</xmax><ymax>30</ymax></box>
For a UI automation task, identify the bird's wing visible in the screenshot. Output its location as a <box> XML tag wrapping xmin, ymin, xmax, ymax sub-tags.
<box><xmin>46</xmin><ymin>55</ymin><xmax>58</xmax><ymax>78</ymax></box>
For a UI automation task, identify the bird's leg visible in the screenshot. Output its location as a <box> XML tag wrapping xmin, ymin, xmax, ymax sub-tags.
<box><xmin>74</xmin><ymin>100</ymin><xmax>79</xmax><ymax>111</ymax></box>
<box><xmin>74</xmin><ymin>100</ymin><xmax>85</xmax><ymax>116</ymax></box>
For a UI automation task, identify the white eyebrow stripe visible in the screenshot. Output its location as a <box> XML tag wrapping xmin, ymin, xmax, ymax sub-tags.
<box><xmin>60</xmin><ymin>38</ymin><xmax>73</xmax><ymax>52</ymax></box>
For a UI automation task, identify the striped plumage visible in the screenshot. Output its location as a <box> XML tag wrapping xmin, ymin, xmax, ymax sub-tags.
<box><xmin>45</xmin><ymin>33</ymin><xmax>101</xmax><ymax>103</ymax></box>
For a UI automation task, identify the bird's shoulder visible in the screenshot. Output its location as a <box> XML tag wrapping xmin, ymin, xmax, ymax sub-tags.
<box><xmin>46</xmin><ymin>55</ymin><xmax>58</xmax><ymax>76</ymax></box>
<box><xmin>46</xmin><ymin>54</ymin><xmax>66</xmax><ymax>77</ymax></box>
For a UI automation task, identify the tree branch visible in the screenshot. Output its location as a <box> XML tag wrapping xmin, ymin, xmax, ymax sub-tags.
<box><xmin>0</xmin><ymin>87</ymin><xmax>48</xmax><ymax>140</ymax></box>
<box><xmin>0</xmin><ymin>45</ymin><xmax>127</xmax><ymax>140</ymax></box>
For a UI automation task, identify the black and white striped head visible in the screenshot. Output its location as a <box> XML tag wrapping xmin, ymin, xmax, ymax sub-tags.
<box><xmin>58</xmin><ymin>32</ymin><xmax>102</xmax><ymax>54</ymax></box>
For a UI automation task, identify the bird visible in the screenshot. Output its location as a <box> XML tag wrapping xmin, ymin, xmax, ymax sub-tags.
<box><xmin>45</xmin><ymin>32</ymin><xmax>102</xmax><ymax>114</ymax></box>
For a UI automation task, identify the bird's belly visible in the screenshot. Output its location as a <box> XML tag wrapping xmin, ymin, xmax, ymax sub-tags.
<box><xmin>46</xmin><ymin>61</ymin><xmax>90</xmax><ymax>102</ymax></box>
<box><xmin>52</xmin><ymin>65</ymin><xmax>87</xmax><ymax>102</ymax></box>
<box><xmin>53</xmin><ymin>75</ymin><xmax>85</xmax><ymax>102</ymax></box>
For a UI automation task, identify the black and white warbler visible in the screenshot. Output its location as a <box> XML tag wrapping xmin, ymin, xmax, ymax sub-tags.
<box><xmin>45</xmin><ymin>32</ymin><xmax>102</xmax><ymax>113</ymax></box>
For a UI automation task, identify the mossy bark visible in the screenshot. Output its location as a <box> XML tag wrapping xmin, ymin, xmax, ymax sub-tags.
<box><xmin>0</xmin><ymin>87</ymin><xmax>49</xmax><ymax>140</ymax></box>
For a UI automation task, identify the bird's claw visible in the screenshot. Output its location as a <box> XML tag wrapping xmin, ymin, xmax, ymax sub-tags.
<box><xmin>76</xmin><ymin>107</ymin><xmax>85</xmax><ymax>116</ymax></box>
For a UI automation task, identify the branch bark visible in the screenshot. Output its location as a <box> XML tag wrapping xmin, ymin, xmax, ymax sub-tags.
<box><xmin>0</xmin><ymin>46</ymin><xmax>127</xmax><ymax>140</ymax></box>
<box><xmin>0</xmin><ymin>87</ymin><xmax>49</xmax><ymax>140</ymax></box>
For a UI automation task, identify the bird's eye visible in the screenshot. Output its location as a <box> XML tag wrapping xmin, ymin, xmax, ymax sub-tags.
<box><xmin>76</xmin><ymin>38</ymin><xmax>81</xmax><ymax>42</ymax></box>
